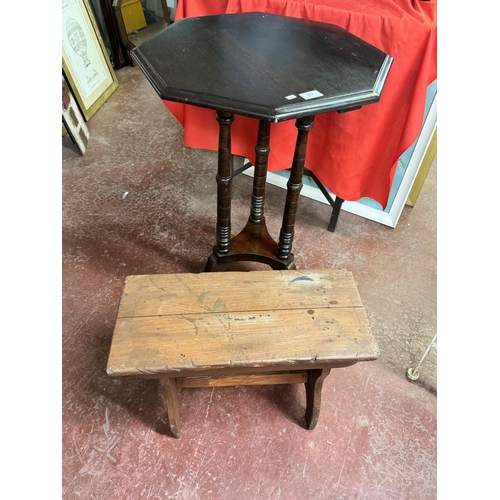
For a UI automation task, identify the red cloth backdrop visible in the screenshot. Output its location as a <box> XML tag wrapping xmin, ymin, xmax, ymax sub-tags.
<box><xmin>164</xmin><ymin>0</ymin><xmax>437</xmax><ymax>208</ymax></box>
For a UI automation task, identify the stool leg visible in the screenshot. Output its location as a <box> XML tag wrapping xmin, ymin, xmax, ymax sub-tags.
<box><xmin>215</xmin><ymin>111</ymin><xmax>234</xmax><ymax>255</ymax></box>
<box><xmin>160</xmin><ymin>377</ymin><xmax>181</xmax><ymax>438</ymax></box>
<box><xmin>250</xmin><ymin>120</ymin><xmax>271</xmax><ymax>224</ymax></box>
<box><xmin>278</xmin><ymin>116</ymin><xmax>315</xmax><ymax>260</ymax></box>
<box><xmin>304</xmin><ymin>368</ymin><xmax>331</xmax><ymax>430</ymax></box>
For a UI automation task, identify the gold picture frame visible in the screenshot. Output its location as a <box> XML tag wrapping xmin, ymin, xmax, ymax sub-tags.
<box><xmin>62</xmin><ymin>0</ymin><xmax>119</xmax><ymax>121</ymax></box>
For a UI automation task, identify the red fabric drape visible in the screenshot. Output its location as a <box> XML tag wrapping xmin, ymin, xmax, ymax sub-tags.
<box><xmin>164</xmin><ymin>0</ymin><xmax>437</xmax><ymax>208</ymax></box>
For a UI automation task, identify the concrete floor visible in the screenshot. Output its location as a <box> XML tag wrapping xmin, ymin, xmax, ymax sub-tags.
<box><xmin>62</xmin><ymin>65</ymin><xmax>437</xmax><ymax>499</ymax></box>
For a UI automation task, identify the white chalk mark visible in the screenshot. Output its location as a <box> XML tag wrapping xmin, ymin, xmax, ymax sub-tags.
<box><xmin>91</xmin><ymin>435</ymin><xmax>121</xmax><ymax>465</ymax></box>
<box><xmin>72</xmin><ymin>434</ymin><xmax>86</xmax><ymax>466</ymax></box>
<box><xmin>364</xmin><ymin>373</ymin><xmax>372</xmax><ymax>392</ymax></box>
<box><xmin>337</xmin><ymin>433</ymin><xmax>353</xmax><ymax>489</ymax></box>
<box><xmin>204</xmin><ymin>387</ymin><xmax>215</xmax><ymax>426</ymax></box>
<box><xmin>102</xmin><ymin>408</ymin><xmax>110</xmax><ymax>435</ymax></box>
<box><xmin>106</xmin><ymin>436</ymin><xmax>121</xmax><ymax>463</ymax></box>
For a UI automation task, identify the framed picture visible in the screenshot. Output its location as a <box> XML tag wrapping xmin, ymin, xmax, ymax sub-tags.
<box><xmin>62</xmin><ymin>0</ymin><xmax>119</xmax><ymax>121</ymax></box>
<box><xmin>62</xmin><ymin>76</ymin><xmax>90</xmax><ymax>155</ymax></box>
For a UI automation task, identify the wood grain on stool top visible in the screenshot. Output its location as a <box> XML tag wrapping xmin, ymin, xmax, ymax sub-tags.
<box><xmin>107</xmin><ymin>269</ymin><xmax>378</xmax><ymax>376</ymax></box>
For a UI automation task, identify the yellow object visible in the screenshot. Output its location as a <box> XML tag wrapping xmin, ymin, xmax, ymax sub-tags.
<box><xmin>121</xmin><ymin>0</ymin><xmax>147</xmax><ymax>34</ymax></box>
<box><xmin>406</xmin><ymin>128</ymin><xmax>437</xmax><ymax>206</ymax></box>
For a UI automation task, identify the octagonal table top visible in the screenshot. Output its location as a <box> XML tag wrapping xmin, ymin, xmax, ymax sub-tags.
<box><xmin>131</xmin><ymin>12</ymin><xmax>393</xmax><ymax>122</ymax></box>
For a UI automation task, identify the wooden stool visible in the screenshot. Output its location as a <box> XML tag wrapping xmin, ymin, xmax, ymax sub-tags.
<box><xmin>107</xmin><ymin>269</ymin><xmax>379</xmax><ymax>438</ymax></box>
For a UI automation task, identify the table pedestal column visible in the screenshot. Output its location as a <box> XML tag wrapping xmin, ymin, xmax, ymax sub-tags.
<box><xmin>278</xmin><ymin>116</ymin><xmax>314</xmax><ymax>260</ymax></box>
<box><xmin>214</xmin><ymin>111</ymin><xmax>233</xmax><ymax>255</ymax></box>
<box><xmin>205</xmin><ymin>113</ymin><xmax>314</xmax><ymax>272</ymax></box>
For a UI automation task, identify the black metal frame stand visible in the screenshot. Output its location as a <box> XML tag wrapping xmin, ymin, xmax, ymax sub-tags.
<box><xmin>231</xmin><ymin>156</ymin><xmax>344</xmax><ymax>233</ymax></box>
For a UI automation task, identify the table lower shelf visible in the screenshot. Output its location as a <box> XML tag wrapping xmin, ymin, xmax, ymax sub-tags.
<box><xmin>204</xmin><ymin>217</ymin><xmax>296</xmax><ymax>272</ymax></box>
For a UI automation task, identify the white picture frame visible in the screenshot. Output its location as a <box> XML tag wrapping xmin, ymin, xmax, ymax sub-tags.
<box><xmin>62</xmin><ymin>0</ymin><xmax>118</xmax><ymax>120</ymax></box>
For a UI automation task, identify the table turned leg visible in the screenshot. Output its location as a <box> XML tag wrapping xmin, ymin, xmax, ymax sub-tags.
<box><xmin>250</xmin><ymin>120</ymin><xmax>271</xmax><ymax>224</ymax></box>
<box><xmin>215</xmin><ymin>111</ymin><xmax>234</xmax><ymax>255</ymax></box>
<box><xmin>278</xmin><ymin>116</ymin><xmax>315</xmax><ymax>260</ymax></box>
<box><xmin>304</xmin><ymin>367</ymin><xmax>331</xmax><ymax>430</ymax></box>
<box><xmin>205</xmin><ymin>111</ymin><xmax>234</xmax><ymax>272</ymax></box>
<box><xmin>160</xmin><ymin>377</ymin><xmax>181</xmax><ymax>438</ymax></box>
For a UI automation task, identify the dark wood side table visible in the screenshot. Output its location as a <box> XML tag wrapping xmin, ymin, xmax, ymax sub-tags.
<box><xmin>130</xmin><ymin>13</ymin><xmax>392</xmax><ymax>271</ymax></box>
